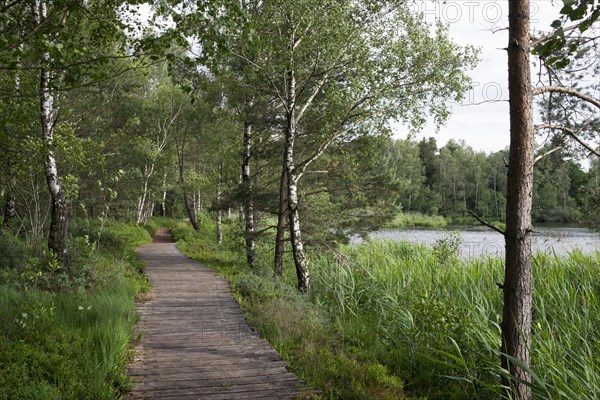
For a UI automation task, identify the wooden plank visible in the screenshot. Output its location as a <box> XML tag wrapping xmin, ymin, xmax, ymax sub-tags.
<box><xmin>129</xmin><ymin>379</ymin><xmax>309</xmax><ymax>397</ymax></box>
<box><xmin>126</xmin><ymin>229</ymin><xmax>317</xmax><ymax>399</ymax></box>
<box><xmin>133</xmin><ymin>373</ymin><xmax>298</xmax><ymax>389</ymax></box>
<box><xmin>128</xmin><ymin>364</ymin><xmax>290</xmax><ymax>378</ymax></box>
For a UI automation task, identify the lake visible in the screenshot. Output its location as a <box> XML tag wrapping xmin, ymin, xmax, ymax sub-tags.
<box><xmin>353</xmin><ymin>226</ymin><xmax>600</xmax><ymax>259</ymax></box>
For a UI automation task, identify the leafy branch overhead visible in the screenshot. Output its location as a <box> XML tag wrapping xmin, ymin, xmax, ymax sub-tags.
<box><xmin>533</xmin><ymin>0</ymin><xmax>600</xmax><ymax>68</ymax></box>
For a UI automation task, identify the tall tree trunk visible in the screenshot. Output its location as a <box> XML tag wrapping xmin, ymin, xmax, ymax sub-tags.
<box><xmin>3</xmin><ymin>48</ymin><xmax>21</xmax><ymax>231</ymax></box>
<box><xmin>284</xmin><ymin>53</ymin><xmax>310</xmax><ymax>292</ymax></box>
<box><xmin>195</xmin><ymin>191</ymin><xmax>202</xmax><ymax>216</ymax></box>
<box><xmin>136</xmin><ymin>163</ymin><xmax>154</xmax><ymax>225</ymax></box>
<box><xmin>502</xmin><ymin>0</ymin><xmax>534</xmax><ymax>398</ymax></box>
<box><xmin>274</xmin><ymin>167</ymin><xmax>287</xmax><ymax>275</ymax></box>
<box><xmin>35</xmin><ymin>0</ymin><xmax>69</xmax><ymax>268</ymax></box>
<box><xmin>242</xmin><ymin>122</ymin><xmax>256</xmax><ymax>266</ymax></box>
<box><xmin>176</xmin><ymin>139</ymin><xmax>200</xmax><ymax>231</ymax></box>
<box><xmin>161</xmin><ymin>171</ymin><xmax>168</xmax><ymax>216</ymax></box>
<box><xmin>216</xmin><ymin>160</ymin><xmax>223</xmax><ymax>245</ymax></box>
<box><xmin>3</xmin><ymin>167</ymin><xmax>16</xmax><ymax>229</ymax></box>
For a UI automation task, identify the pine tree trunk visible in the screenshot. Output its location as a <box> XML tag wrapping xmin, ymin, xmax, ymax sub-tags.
<box><xmin>502</xmin><ymin>0</ymin><xmax>534</xmax><ymax>398</ymax></box>
<box><xmin>284</xmin><ymin>57</ymin><xmax>310</xmax><ymax>292</ymax></box>
<box><xmin>274</xmin><ymin>167</ymin><xmax>287</xmax><ymax>275</ymax></box>
<box><xmin>242</xmin><ymin>122</ymin><xmax>255</xmax><ymax>266</ymax></box>
<box><xmin>35</xmin><ymin>0</ymin><xmax>69</xmax><ymax>268</ymax></box>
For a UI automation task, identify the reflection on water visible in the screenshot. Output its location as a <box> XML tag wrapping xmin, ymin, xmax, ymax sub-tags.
<box><xmin>353</xmin><ymin>226</ymin><xmax>600</xmax><ymax>259</ymax></box>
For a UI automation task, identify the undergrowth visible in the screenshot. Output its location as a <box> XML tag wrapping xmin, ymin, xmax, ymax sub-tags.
<box><xmin>0</xmin><ymin>221</ymin><xmax>151</xmax><ymax>399</ymax></box>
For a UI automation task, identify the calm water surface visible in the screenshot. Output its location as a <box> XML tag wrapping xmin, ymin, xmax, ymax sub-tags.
<box><xmin>353</xmin><ymin>226</ymin><xmax>600</xmax><ymax>258</ymax></box>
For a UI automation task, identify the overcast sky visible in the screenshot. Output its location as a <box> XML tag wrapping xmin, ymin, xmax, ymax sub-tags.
<box><xmin>396</xmin><ymin>0</ymin><xmax>565</xmax><ymax>153</ymax></box>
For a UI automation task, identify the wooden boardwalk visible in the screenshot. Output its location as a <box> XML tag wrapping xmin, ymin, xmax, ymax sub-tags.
<box><xmin>127</xmin><ymin>229</ymin><xmax>316</xmax><ymax>399</ymax></box>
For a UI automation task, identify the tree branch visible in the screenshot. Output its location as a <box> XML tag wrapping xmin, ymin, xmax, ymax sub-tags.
<box><xmin>297</xmin><ymin>94</ymin><xmax>374</xmax><ymax>180</ymax></box>
<box><xmin>230</xmin><ymin>50</ymin><xmax>287</xmax><ymax>110</ymax></box>
<box><xmin>535</xmin><ymin>123</ymin><xmax>600</xmax><ymax>157</ymax></box>
<box><xmin>534</xmin><ymin>146</ymin><xmax>563</xmax><ymax>164</ymax></box>
<box><xmin>530</xmin><ymin>23</ymin><xmax>580</xmax><ymax>47</ymax></box>
<box><xmin>533</xmin><ymin>86</ymin><xmax>600</xmax><ymax>110</ymax></box>
<box><xmin>469</xmin><ymin>211</ymin><xmax>506</xmax><ymax>236</ymax></box>
<box><xmin>0</xmin><ymin>0</ymin><xmax>25</xmax><ymax>12</ymax></box>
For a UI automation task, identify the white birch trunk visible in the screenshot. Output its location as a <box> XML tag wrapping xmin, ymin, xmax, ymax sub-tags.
<box><xmin>137</xmin><ymin>163</ymin><xmax>155</xmax><ymax>225</ymax></box>
<box><xmin>161</xmin><ymin>171</ymin><xmax>168</xmax><ymax>216</ymax></box>
<box><xmin>35</xmin><ymin>0</ymin><xmax>69</xmax><ymax>268</ymax></box>
<box><xmin>216</xmin><ymin>161</ymin><xmax>223</xmax><ymax>245</ymax></box>
<box><xmin>242</xmin><ymin>122</ymin><xmax>256</xmax><ymax>266</ymax></box>
<box><xmin>284</xmin><ymin>41</ymin><xmax>310</xmax><ymax>292</ymax></box>
<box><xmin>196</xmin><ymin>191</ymin><xmax>202</xmax><ymax>215</ymax></box>
<box><xmin>274</xmin><ymin>167</ymin><xmax>287</xmax><ymax>275</ymax></box>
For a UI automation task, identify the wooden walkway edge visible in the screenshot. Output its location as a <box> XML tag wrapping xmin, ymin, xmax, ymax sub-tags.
<box><xmin>127</xmin><ymin>228</ymin><xmax>316</xmax><ymax>399</ymax></box>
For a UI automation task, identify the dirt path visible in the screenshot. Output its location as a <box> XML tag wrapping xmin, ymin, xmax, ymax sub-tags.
<box><xmin>127</xmin><ymin>228</ymin><xmax>315</xmax><ymax>399</ymax></box>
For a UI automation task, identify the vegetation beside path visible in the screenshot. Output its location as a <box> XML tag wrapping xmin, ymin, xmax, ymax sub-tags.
<box><xmin>0</xmin><ymin>221</ymin><xmax>151</xmax><ymax>400</ymax></box>
<box><xmin>166</xmin><ymin>216</ymin><xmax>600</xmax><ymax>400</ymax></box>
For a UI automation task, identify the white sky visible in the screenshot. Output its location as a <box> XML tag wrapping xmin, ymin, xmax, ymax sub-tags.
<box><xmin>395</xmin><ymin>0</ymin><xmax>566</xmax><ymax>153</ymax></box>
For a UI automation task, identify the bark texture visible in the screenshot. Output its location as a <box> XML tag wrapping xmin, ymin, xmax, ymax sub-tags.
<box><xmin>136</xmin><ymin>163</ymin><xmax>155</xmax><ymax>225</ymax></box>
<box><xmin>176</xmin><ymin>139</ymin><xmax>200</xmax><ymax>231</ymax></box>
<box><xmin>242</xmin><ymin>122</ymin><xmax>256</xmax><ymax>266</ymax></box>
<box><xmin>3</xmin><ymin>168</ymin><xmax>16</xmax><ymax>229</ymax></box>
<box><xmin>216</xmin><ymin>161</ymin><xmax>223</xmax><ymax>245</ymax></box>
<box><xmin>503</xmin><ymin>0</ymin><xmax>534</xmax><ymax>398</ymax></box>
<box><xmin>36</xmin><ymin>0</ymin><xmax>69</xmax><ymax>268</ymax></box>
<box><xmin>284</xmin><ymin>53</ymin><xmax>310</xmax><ymax>292</ymax></box>
<box><xmin>3</xmin><ymin>49</ymin><xmax>20</xmax><ymax>230</ymax></box>
<box><xmin>274</xmin><ymin>167</ymin><xmax>287</xmax><ymax>276</ymax></box>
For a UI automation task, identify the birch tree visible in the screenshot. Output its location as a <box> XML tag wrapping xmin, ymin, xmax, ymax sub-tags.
<box><xmin>1</xmin><ymin>0</ymin><xmax>138</xmax><ymax>268</ymax></box>
<box><xmin>235</xmin><ymin>0</ymin><xmax>477</xmax><ymax>292</ymax></box>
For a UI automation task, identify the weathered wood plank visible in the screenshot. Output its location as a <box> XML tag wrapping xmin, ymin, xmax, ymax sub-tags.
<box><xmin>126</xmin><ymin>228</ymin><xmax>318</xmax><ymax>399</ymax></box>
<box><xmin>133</xmin><ymin>373</ymin><xmax>298</xmax><ymax>389</ymax></box>
<box><xmin>129</xmin><ymin>378</ymin><xmax>310</xmax><ymax>396</ymax></box>
<box><xmin>128</xmin><ymin>364</ymin><xmax>290</xmax><ymax>378</ymax></box>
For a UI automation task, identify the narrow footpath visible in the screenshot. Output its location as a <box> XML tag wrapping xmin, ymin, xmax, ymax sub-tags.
<box><xmin>127</xmin><ymin>228</ymin><xmax>315</xmax><ymax>399</ymax></box>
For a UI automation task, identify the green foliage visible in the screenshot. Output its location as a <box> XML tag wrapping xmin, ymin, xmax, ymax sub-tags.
<box><xmin>70</xmin><ymin>219</ymin><xmax>151</xmax><ymax>253</ymax></box>
<box><xmin>533</xmin><ymin>0</ymin><xmax>600</xmax><ymax>68</ymax></box>
<box><xmin>0</xmin><ymin>222</ymin><xmax>151</xmax><ymax>399</ymax></box>
<box><xmin>0</xmin><ymin>229</ymin><xmax>35</xmax><ymax>270</ymax></box>
<box><xmin>384</xmin><ymin>136</ymin><xmax>595</xmax><ymax>226</ymax></box>
<box><xmin>432</xmin><ymin>231</ymin><xmax>463</xmax><ymax>264</ymax></box>
<box><xmin>385</xmin><ymin>212</ymin><xmax>448</xmax><ymax>229</ymax></box>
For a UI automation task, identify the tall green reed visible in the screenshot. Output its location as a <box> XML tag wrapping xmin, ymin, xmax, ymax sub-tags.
<box><xmin>312</xmin><ymin>241</ymin><xmax>600</xmax><ymax>399</ymax></box>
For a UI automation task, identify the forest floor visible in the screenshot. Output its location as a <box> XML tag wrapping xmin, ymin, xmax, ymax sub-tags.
<box><xmin>127</xmin><ymin>228</ymin><xmax>316</xmax><ymax>399</ymax></box>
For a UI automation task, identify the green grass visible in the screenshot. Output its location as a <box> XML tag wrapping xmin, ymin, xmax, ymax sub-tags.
<box><xmin>385</xmin><ymin>212</ymin><xmax>506</xmax><ymax>231</ymax></box>
<box><xmin>172</xmin><ymin>217</ymin><xmax>600</xmax><ymax>400</ymax></box>
<box><xmin>315</xmin><ymin>243</ymin><xmax>600</xmax><ymax>399</ymax></box>
<box><xmin>0</xmin><ymin>221</ymin><xmax>151</xmax><ymax>399</ymax></box>
<box><xmin>385</xmin><ymin>212</ymin><xmax>448</xmax><ymax>228</ymax></box>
